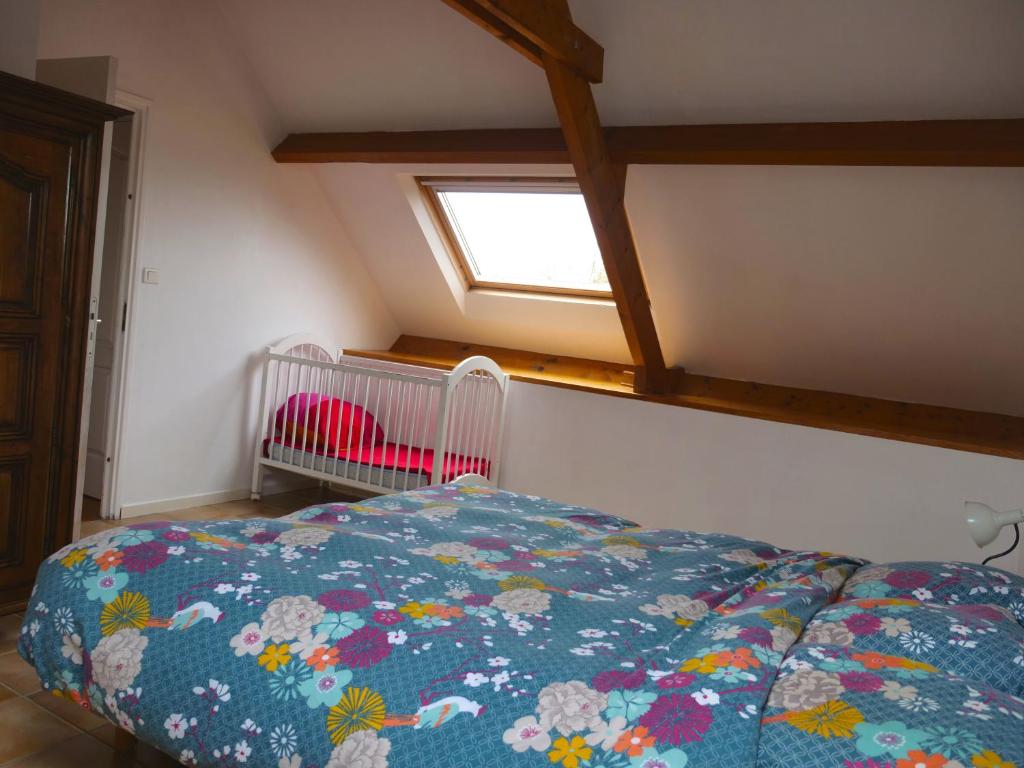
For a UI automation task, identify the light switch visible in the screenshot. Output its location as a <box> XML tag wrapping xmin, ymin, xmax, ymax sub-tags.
<box><xmin>142</xmin><ymin>268</ymin><xmax>160</xmax><ymax>284</ymax></box>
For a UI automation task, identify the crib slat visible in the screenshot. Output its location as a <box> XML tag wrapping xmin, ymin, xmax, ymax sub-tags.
<box><xmin>380</xmin><ymin>377</ymin><xmax>393</xmax><ymax>489</ymax></box>
<box><xmin>391</xmin><ymin>380</ymin><xmax>403</xmax><ymax>489</ymax></box>
<box><xmin>402</xmin><ymin>380</ymin><xmax>414</xmax><ymax>490</ymax></box>
<box><xmin>450</xmin><ymin>377</ymin><xmax>467</xmax><ymax>482</ymax></box>
<box><xmin>474</xmin><ymin>375</ymin><xmax>489</xmax><ymax>479</ymax></box>
<box><xmin>266</xmin><ymin>358</ymin><xmax>281</xmax><ymax>460</ymax></box>
<box><xmin>472</xmin><ymin>375</ymin><xmax>489</xmax><ymax>477</ymax></box>
<box><xmin>418</xmin><ymin>385</ymin><xmax>432</xmax><ymax>489</ymax></box>
<box><xmin>366</xmin><ymin>376</ymin><xmax>382</xmax><ymax>488</ymax></box>
<box><xmin>286</xmin><ymin>359</ymin><xmax>299</xmax><ymax>465</ymax></box>
<box><xmin>465</xmin><ymin>373</ymin><xmax>481</xmax><ymax>477</ymax></box>
<box><xmin>337</xmin><ymin>368</ymin><xmax>354</xmax><ymax>479</ymax></box>
<box><xmin>299</xmin><ymin>362</ymin><xmax>315</xmax><ymax>464</ymax></box>
<box><xmin>346</xmin><ymin>373</ymin><xmax>368</xmax><ymax>483</ymax></box>
<box><xmin>323</xmin><ymin>366</ymin><xmax>337</xmax><ymax>475</ymax></box>
<box><xmin>403</xmin><ymin>382</ymin><xmax>420</xmax><ymax>492</ymax></box>
<box><xmin>309</xmin><ymin>363</ymin><xmax>324</xmax><ymax>469</ymax></box>
<box><xmin>480</xmin><ymin>377</ymin><xmax>494</xmax><ymax>477</ymax></box>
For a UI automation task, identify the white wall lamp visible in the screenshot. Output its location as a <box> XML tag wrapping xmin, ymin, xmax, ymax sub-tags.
<box><xmin>964</xmin><ymin>501</ymin><xmax>1024</xmax><ymax>565</ymax></box>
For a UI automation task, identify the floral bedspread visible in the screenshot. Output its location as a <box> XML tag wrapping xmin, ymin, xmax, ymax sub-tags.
<box><xmin>18</xmin><ymin>482</ymin><xmax>1024</xmax><ymax>768</ymax></box>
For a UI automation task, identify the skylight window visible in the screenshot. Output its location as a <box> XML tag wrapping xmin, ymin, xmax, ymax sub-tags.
<box><xmin>419</xmin><ymin>177</ymin><xmax>611</xmax><ymax>297</ymax></box>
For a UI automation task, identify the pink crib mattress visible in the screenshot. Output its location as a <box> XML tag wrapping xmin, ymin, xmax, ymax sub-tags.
<box><xmin>265</xmin><ymin>437</ymin><xmax>489</xmax><ymax>483</ymax></box>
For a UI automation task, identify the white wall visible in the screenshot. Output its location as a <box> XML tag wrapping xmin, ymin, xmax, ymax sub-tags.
<box><xmin>36</xmin><ymin>0</ymin><xmax>398</xmax><ymax>511</ymax></box>
<box><xmin>500</xmin><ymin>382</ymin><xmax>1024</xmax><ymax>575</ymax></box>
<box><xmin>0</xmin><ymin>0</ymin><xmax>40</xmax><ymax>78</ymax></box>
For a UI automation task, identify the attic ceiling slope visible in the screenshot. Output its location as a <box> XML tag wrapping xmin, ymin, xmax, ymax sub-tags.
<box><xmin>219</xmin><ymin>0</ymin><xmax>1024</xmax><ymax>133</ymax></box>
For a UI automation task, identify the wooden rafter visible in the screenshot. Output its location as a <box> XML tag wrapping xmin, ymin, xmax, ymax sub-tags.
<box><xmin>543</xmin><ymin>55</ymin><xmax>670</xmax><ymax>392</ymax></box>
<box><xmin>273</xmin><ymin>118</ymin><xmax>1024</xmax><ymax>166</ymax></box>
<box><xmin>440</xmin><ymin>0</ymin><xmax>603</xmax><ymax>82</ymax></box>
<box><xmin>440</xmin><ymin>0</ymin><xmax>673</xmax><ymax>393</ymax></box>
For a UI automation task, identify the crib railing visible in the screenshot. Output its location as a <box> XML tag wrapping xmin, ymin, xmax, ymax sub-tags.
<box><xmin>436</xmin><ymin>355</ymin><xmax>509</xmax><ymax>484</ymax></box>
<box><xmin>251</xmin><ymin>335</ymin><xmax>508</xmax><ymax>499</ymax></box>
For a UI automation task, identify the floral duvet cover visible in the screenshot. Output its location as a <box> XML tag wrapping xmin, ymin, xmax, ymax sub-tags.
<box><xmin>18</xmin><ymin>482</ymin><xmax>1024</xmax><ymax>768</ymax></box>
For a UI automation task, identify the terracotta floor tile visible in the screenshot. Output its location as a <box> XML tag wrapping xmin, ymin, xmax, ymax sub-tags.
<box><xmin>0</xmin><ymin>649</ymin><xmax>41</xmax><ymax>694</ymax></box>
<box><xmin>88</xmin><ymin>723</ymin><xmax>120</xmax><ymax>749</ymax></box>
<box><xmin>0</xmin><ymin>682</ymin><xmax>16</xmax><ymax>703</ymax></box>
<box><xmin>30</xmin><ymin>689</ymin><xmax>108</xmax><ymax>730</ymax></box>
<box><xmin>203</xmin><ymin>500</ymin><xmax>274</xmax><ymax>519</ymax></box>
<box><xmin>137</xmin><ymin>506</ymin><xmax>233</xmax><ymax>522</ymax></box>
<box><xmin>89</xmin><ymin>726</ymin><xmax>179</xmax><ymax>767</ymax></box>
<box><xmin>80</xmin><ymin>519</ymin><xmax>116</xmax><ymax>539</ymax></box>
<box><xmin>0</xmin><ymin>612</ymin><xmax>23</xmax><ymax>654</ymax></box>
<box><xmin>132</xmin><ymin>741</ymin><xmax>181</xmax><ymax>767</ymax></box>
<box><xmin>258</xmin><ymin>493</ymin><xmax>317</xmax><ymax>512</ymax></box>
<box><xmin>78</xmin><ymin>489</ymin><xmax>366</xmax><ymax>542</ymax></box>
<box><xmin>4</xmin><ymin>731</ymin><xmax>130</xmax><ymax>768</ymax></box>
<box><xmin>0</xmin><ymin>697</ymin><xmax>78</xmax><ymax>763</ymax></box>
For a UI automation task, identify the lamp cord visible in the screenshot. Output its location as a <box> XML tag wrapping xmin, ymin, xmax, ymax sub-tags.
<box><xmin>983</xmin><ymin>522</ymin><xmax>1021</xmax><ymax>566</ymax></box>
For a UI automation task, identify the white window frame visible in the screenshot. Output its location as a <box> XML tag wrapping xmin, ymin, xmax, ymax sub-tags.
<box><xmin>417</xmin><ymin>176</ymin><xmax>612</xmax><ymax>299</ymax></box>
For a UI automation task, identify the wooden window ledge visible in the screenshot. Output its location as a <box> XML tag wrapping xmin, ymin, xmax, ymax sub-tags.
<box><xmin>344</xmin><ymin>336</ymin><xmax>1024</xmax><ymax>461</ymax></box>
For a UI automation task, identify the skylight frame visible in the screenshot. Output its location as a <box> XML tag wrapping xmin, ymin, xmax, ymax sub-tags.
<box><xmin>417</xmin><ymin>176</ymin><xmax>613</xmax><ymax>299</ymax></box>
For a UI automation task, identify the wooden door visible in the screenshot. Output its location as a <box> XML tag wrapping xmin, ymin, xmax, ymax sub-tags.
<box><xmin>0</xmin><ymin>72</ymin><xmax>126</xmax><ymax>613</ymax></box>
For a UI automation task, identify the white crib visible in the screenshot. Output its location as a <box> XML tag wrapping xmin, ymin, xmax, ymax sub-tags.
<box><xmin>250</xmin><ymin>334</ymin><xmax>509</xmax><ymax>499</ymax></box>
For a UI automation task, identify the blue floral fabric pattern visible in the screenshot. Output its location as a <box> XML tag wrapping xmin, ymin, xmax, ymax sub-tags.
<box><xmin>17</xmin><ymin>483</ymin><xmax>1024</xmax><ymax>768</ymax></box>
<box><xmin>839</xmin><ymin>561</ymin><xmax>1024</xmax><ymax>624</ymax></box>
<box><xmin>799</xmin><ymin>597</ymin><xmax>1024</xmax><ymax>696</ymax></box>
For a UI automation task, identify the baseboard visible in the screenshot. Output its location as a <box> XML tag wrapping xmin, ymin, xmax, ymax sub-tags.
<box><xmin>118</xmin><ymin>475</ymin><xmax>317</xmax><ymax>519</ymax></box>
<box><xmin>119</xmin><ymin>489</ymin><xmax>250</xmax><ymax>518</ymax></box>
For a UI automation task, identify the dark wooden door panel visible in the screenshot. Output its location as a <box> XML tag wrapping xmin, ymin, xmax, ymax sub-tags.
<box><xmin>0</xmin><ymin>457</ymin><xmax>29</xmax><ymax>578</ymax></box>
<box><xmin>0</xmin><ymin>71</ymin><xmax>127</xmax><ymax>613</ymax></box>
<box><xmin>0</xmin><ymin>336</ymin><xmax>35</xmax><ymax>439</ymax></box>
<box><xmin>0</xmin><ymin>154</ymin><xmax>45</xmax><ymax>315</ymax></box>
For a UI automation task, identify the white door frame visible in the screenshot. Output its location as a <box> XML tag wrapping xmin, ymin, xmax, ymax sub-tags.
<box><xmin>98</xmin><ymin>89</ymin><xmax>150</xmax><ymax>520</ymax></box>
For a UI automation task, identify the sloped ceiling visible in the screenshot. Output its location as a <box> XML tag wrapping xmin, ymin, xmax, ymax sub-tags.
<box><xmin>218</xmin><ymin>0</ymin><xmax>1024</xmax><ymax>416</ymax></box>
<box><xmin>219</xmin><ymin>0</ymin><xmax>1024</xmax><ymax>129</ymax></box>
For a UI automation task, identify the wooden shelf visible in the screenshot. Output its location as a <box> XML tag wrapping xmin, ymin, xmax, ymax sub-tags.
<box><xmin>345</xmin><ymin>335</ymin><xmax>1024</xmax><ymax>461</ymax></box>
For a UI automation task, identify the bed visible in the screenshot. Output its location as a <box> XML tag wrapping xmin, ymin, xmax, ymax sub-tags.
<box><xmin>19</xmin><ymin>481</ymin><xmax>1024</xmax><ymax>767</ymax></box>
<box><xmin>251</xmin><ymin>335</ymin><xmax>508</xmax><ymax>499</ymax></box>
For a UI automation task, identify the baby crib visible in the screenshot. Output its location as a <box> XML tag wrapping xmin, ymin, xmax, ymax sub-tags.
<box><xmin>250</xmin><ymin>334</ymin><xmax>509</xmax><ymax>499</ymax></box>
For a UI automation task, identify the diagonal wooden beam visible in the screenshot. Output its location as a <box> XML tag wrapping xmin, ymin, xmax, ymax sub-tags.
<box><xmin>272</xmin><ymin>119</ymin><xmax>1024</xmax><ymax>167</ymax></box>
<box><xmin>543</xmin><ymin>55</ymin><xmax>671</xmax><ymax>393</ymax></box>
<box><xmin>440</xmin><ymin>0</ymin><xmax>672</xmax><ymax>393</ymax></box>
<box><xmin>439</xmin><ymin>0</ymin><xmax>545</xmax><ymax>72</ymax></box>
<box><xmin>440</xmin><ymin>0</ymin><xmax>603</xmax><ymax>83</ymax></box>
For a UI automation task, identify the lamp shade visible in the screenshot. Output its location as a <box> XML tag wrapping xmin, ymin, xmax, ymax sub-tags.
<box><xmin>964</xmin><ymin>501</ymin><xmax>1024</xmax><ymax>548</ymax></box>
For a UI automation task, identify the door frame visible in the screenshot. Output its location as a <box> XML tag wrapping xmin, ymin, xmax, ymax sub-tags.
<box><xmin>96</xmin><ymin>89</ymin><xmax>150</xmax><ymax>520</ymax></box>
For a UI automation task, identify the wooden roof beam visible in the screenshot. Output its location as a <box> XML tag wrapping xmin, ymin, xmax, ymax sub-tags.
<box><xmin>438</xmin><ymin>0</ymin><xmax>670</xmax><ymax>392</ymax></box>
<box><xmin>440</xmin><ymin>0</ymin><xmax>604</xmax><ymax>83</ymax></box>
<box><xmin>273</xmin><ymin>119</ymin><xmax>1024</xmax><ymax>167</ymax></box>
<box><xmin>543</xmin><ymin>54</ymin><xmax>672</xmax><ymax>393</ymax></box>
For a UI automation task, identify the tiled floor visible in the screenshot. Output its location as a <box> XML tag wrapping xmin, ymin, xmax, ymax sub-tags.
<box><xmin>0</xmin><ymin>488</ymin><xmax>354</xmax><ymax>767</ymax></box>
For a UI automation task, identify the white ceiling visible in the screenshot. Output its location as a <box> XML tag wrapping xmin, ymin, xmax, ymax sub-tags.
<box><xmin>219</xmin><ymin>0</ymin><xmax>1024</xmax><ymax>133</ymax></box>
<box><xmin>216</xmin><ymin>0</ymin><xmax>1024</xmax><ymax>416</ymax></box>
